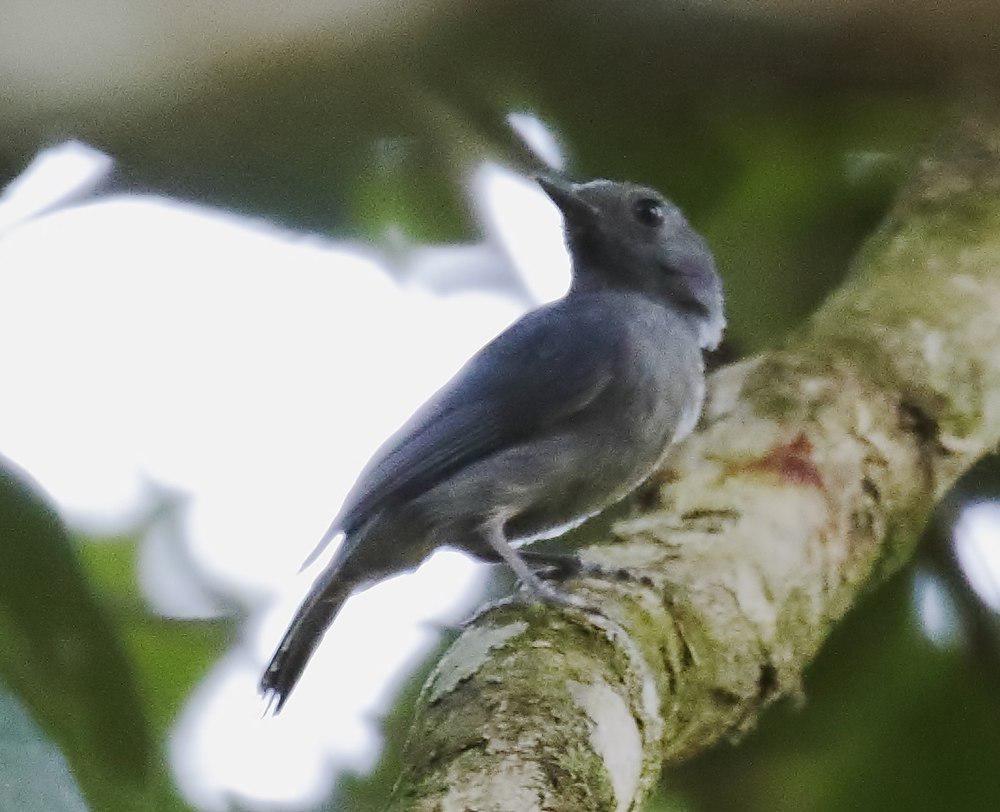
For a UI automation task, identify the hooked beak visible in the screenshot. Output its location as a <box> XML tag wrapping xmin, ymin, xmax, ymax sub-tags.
<box><xmin>535</xmin><ymin>175</ymin><xmax>599</xmax><ymax>224</ymax></box>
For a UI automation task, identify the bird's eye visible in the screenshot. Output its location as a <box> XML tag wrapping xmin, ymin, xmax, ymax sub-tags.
<box><xmin>633</xmin><ymin>197</ymin><xmax>665</xmax><ymax>227</ymax></box>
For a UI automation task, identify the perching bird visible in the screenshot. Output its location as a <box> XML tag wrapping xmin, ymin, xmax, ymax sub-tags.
<box><xmin>260</xmin><ymin>176</ymin><xmax>725</xmax><ymax>711</ymax></box>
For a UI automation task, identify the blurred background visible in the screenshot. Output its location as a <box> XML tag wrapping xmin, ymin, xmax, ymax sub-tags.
<box><xmin>2</xmin><ymin>1</ymin><xmax>1000</xmax><ymax>810</ymax></box>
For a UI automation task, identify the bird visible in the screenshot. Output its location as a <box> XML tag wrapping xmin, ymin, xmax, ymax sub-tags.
<box><xmin>260</xmin><ymin>175</ymin><xmax>725</xmax><ymax>712</ymax></box>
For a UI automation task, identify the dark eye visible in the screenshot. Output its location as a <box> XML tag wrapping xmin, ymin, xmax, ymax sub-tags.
<box><xmin>633</xmin><ymin>197</ymin><xmax>665</xmax><ymax>227</ymax></box>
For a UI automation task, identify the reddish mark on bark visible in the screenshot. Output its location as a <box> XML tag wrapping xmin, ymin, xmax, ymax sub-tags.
<box><xmin>728</xmin><ymin>433</ymin><xmax>824</xmax><ymax>489</ymax></box>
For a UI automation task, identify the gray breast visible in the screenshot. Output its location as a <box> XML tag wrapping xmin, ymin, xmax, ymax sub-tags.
<box><xmin>510</xmin><ymin>300</ymin><xmax>702</xmax><ymax>537</ymax></box>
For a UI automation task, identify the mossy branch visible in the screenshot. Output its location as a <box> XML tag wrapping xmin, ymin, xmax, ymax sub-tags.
<box><xmin>389</xmin><ymin>115</ymin><xmax>1000</xmax><ymax>811</ymax></box>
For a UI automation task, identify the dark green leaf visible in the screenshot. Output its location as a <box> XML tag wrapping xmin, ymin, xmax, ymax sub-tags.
<box><xmin>0</xmin><ymin>688</ymin><xmax>88</xmax><ymax>812</ymax></box>
<box><xmin>0</xmin><ymin>455</ymin><xmax>153</xmax><ymax>808</ymax></box>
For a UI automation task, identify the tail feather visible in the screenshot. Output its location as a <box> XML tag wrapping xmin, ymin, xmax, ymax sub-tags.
<box><xmin>260</xmin><ymin>562</ymin><xmax>352</xmax><ymax>713</ymax></box>
<box><xmin>299</xmin><ymin>521</ymin><xmax>342</xmax><ymax>572</ymax></box>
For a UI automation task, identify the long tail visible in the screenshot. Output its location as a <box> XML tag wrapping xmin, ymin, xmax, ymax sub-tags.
<box><xmin>259</xmin><ymin>558</ymin><xmax>353</xmax><ymax>713</ymax></box>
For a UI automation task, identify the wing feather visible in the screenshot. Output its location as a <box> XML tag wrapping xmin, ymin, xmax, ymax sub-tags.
<box><xmin>308</xmin><ymin>300</ymin><xmax>620</xmax><ymax>563</ymax></box>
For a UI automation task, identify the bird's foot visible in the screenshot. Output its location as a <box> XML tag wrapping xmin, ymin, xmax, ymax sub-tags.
<box><xmin>480</xmin><ymin>530</ymin><xmax>605</xmax><ymax>615</ymax></box>
<box><xmin>515</xmin><ymin>573</ymin><xmax>603</xmax><ymax>615</ymax></box>
<box><xmin>521</xmin><ymin>550</ymin><xmax>652</xmax><ymax>588</ymax></box>
<box><xmin>519</xmin><ymin>550</ymin><xmax>585</xmax><ymax>579</ymax></box>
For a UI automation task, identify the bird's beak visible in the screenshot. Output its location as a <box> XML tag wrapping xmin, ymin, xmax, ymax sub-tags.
<box><xmin>535</xmin><ymin>175</ymin><xmax>599</xmax><ymax>223</ymax></box>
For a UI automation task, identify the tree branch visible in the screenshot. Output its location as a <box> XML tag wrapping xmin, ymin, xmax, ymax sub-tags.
<box><xmin>389</xmin><ymin>114</ymin><xmax>1000</xmax><ymax>812</ymax></box>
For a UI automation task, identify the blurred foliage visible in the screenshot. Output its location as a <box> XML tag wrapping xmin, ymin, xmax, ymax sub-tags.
<box><xmin>0</xmin><ymin>458</ymin><xmax>231</xmax><ymax>810</ymax></box>
<box><xmin>1</xmin><ymin>1</ymin><xmax>999</xmax><ymax>810</ymax></box>
<box><xmin>78</xmin><ymin>539</ymin><xmax>234</xmax><ymax>761</ymax></box>
<box><xmin>2</xmin><ymin>3</ymin><xmax>950</xmax><ymax>353</ymax></box>
<box><xmin>922</xmin><ymin>456</ymin><xmax>1000</xmax><ymax>679</ymax></box>
<box><xmin>0</xmin><ymin>689</ymin><xmax>88</xmax><ymax>811</ymax></box>
<box><xmin>0</xmin><ymin>457</ymin><xmax>153</xmax><ymax>809</ymax></box>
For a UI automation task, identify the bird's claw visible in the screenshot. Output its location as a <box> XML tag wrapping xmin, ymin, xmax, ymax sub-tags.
<box><xmin>515</xmin><ymin>579</ymin><xmax>604</xmax><ymax>616</ymax></box>
<box><xmin>533</xmin><ymin>559</ymin><xmax>647</xmax><ymax>587</ymax></box>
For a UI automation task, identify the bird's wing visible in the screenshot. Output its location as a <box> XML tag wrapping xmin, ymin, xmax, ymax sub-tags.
<box><xmin>305</xmin><ymin>300</ymin><xmax>621</xmax><ymax>564</ymax></box>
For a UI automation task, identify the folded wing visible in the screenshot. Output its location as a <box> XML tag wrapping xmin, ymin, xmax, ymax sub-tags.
<box><xmin>304</xmin><ymin>300</ymin><xmax>621</xmax><ymax>566</ymax></box>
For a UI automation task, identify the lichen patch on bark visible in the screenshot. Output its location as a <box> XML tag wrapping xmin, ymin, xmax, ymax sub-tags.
<box><xmin>424</xmin><ymin>620</ymin><xmax>528</xmax><ymax>704</ymax></box>
<box><xmin>568</xmin><ymin>679</ymin><xmax>643</xmax><ymax>812</ymax></box>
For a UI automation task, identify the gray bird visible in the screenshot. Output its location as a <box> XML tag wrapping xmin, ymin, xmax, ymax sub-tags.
<box><xmin>260</xmin><ymin>176</ymin><xmax>724</xmax><ymax>711</ymax></box>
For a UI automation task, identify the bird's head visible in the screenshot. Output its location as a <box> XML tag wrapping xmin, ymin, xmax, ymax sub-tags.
<box><xmin>537</xmin><ymin>175</ymin><xmax>724</xmax><ymax>349</ymax></box>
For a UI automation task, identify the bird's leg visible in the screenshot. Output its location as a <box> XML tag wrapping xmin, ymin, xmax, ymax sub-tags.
<box><xmin>483</xmin><ymin>529</ymin><xmax>560</xmax><ymax>600</ymax></box>
<box><xmin>478</xmin><ymin>544</ymin><xmax>649</xmax><ymax>587</ymax></box>
<box><xmin>483</xmin><ymin>526</ymin><xmax>595</xmax><ymax>611</ymax></box>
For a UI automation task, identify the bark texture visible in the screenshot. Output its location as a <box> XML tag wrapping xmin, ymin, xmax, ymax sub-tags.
<box><xmin>390</xmin><ymin>115</ymin><xmax>1000</xmax><ymax>811</ymax></box>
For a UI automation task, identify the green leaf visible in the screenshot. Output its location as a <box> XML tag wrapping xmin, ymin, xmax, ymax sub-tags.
<box><xmin>0</xmin><ymin>688</ymin><xmax>88</xmax><ymax>812</ymax></box>
<box><xmin>0</xmin><ymin>455</ymin><xmax>154</xmax><ymax>809</ymax></box>
<box><xmin>79</xmin><ymin>538</ymin><xmax>234</xmax><ymax>742</ymax></box>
